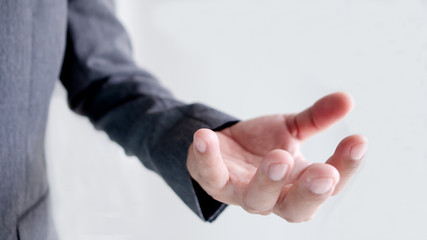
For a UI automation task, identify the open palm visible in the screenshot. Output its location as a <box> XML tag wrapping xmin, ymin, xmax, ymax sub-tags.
<box><xmin>187</xmin><ymin>92</ymin><xmax>367</xmax><ymax>222</ymax></box>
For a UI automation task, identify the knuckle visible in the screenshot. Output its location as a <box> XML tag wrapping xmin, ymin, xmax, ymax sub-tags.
<box><xmin>197</xmin><ymin>177</ymin><xmax>226</xmax><ymax>195</ymax></box>
<box><xmin>346</xmin><ymin>162</ymin><xmax>362</xmax><ymax>171</ymax></box>
<box><xmin>241</xmin><ymin>201</ymin><xmax>272</xmax><ymax>215</ymax></box>
<box><xmin>257</xmin><ymin>183</ymin><xmax>282</xmax><ymax>194</ymax></box>
<box><xmin>241</xmin><ymin>202</ymin><xmax>259</xmax><ymax>214</ymax></box>
<box><xmin>194</xmin><ymin>167</ymin><xmax>212</xmax><ymax>181</ymax></box>
<box><xmin>195</xmin><ymin>181</ymin><xmax>220</xmax><ymax>198</ymax></box>
<box><xmin>203</xmin><ymin>179</ymin><xmax>221</xmax><ymax>190</ymax></box>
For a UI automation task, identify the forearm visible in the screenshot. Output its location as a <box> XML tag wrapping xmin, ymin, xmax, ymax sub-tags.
<box><xmin>60</xmin><ymin>0</ymin><xmax>238</xmax><ymax>221</ymax></box>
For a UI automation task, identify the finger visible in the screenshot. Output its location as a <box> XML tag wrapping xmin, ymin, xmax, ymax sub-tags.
<box><xmin>242</xmin><ymin>150</ymin><xmax>294</xmax><ymax>215</ymax></box>
<box><xmin>286</xmin><ymin>92</ymin><xmax>354</xmax><ymax>140</ymax></box>
<box><xmin>187</xmin><ymin>128</ymin><xmax>229</xmax><ymax>193</ymax></box>
<box><xmin>326</xmin><ymin>134</ymin><xmax>367</xmax><ymax>195</ymax></box>
<box><xmin>274</xmin><ymin>163</ymin><xmax>339</xmax><ymax>223</ymax></box>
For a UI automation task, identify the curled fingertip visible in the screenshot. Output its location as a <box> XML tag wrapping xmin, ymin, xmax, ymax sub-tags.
<box><xmin>193</xmin><ymin>128</ymin><xmax>218</xmax><ymax>153</ymax></box>
<box><xmin>193</xmin><ymin>135</ymin><xmax>207</xmax><ymax>153</ymax></box>
<box><xmin>308</xmin><ymin>178</ymin><xmax>333</xmax><ymax>195</ymax></box>
<box><xmin>350</xmin><ymin>143</ymin><xmax>367</xmax><ymax>161</ymax></box>
<box><xmin>268</xmin><ymin>163</ymin><xmax>289</xmax><ymax>182</ymax></box>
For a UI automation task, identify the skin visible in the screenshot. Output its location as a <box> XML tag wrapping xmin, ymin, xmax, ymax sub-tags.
<box><xmin>187</xmin><ymin>92</ymin><xmax>367</xmax><ymax>222</ymax></box>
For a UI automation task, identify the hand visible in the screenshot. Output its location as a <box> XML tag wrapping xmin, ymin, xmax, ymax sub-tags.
<box><xmin>187</xmin><ymin>92</ymin><xmax>367</xmax><ymax>222</ymax></box>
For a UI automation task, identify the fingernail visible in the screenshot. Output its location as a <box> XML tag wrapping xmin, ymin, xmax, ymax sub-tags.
<box><xmin>308</xmin><ymin>178</ymin><xmax>333</xmax><ymax>195</ymax></box>
<box><xmin>350</xmin><ymin>143</ymin><xmax>367</xmax><ymax>161</ymax></box>
<box><xmin>268</xmin><ymin>164</ymin><xmax>288</xmax><ymax>181</ymax></box>
<box><xmin>194</xmin><ymin>136</ymin><xmax>207</xmax><ymax>153</ymax></box>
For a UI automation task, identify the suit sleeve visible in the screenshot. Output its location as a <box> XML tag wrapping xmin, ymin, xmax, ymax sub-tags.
<box><xmin>60</xmin><ymin>0</ymin><xmax>238</xmax><ymax>222</ymax></box>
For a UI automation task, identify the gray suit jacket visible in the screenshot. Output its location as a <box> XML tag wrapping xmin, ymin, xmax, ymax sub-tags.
<box><xmin>0</xmin><ymin>0</ymin><xmax>237</xmax><ymax>239</ymax></box>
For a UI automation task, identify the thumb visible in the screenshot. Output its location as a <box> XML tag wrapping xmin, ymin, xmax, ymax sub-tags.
<box><xmin>287</xmin><ymin>92</ymin><xmax>354</xmax><ymax>140</ymax></box>
<box><xmin>187</xmin><ymin>128</ymin><xmax>229</xmax><ymax>192</ymax></box>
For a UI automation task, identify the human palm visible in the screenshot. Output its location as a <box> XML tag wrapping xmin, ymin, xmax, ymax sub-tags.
<box><xmin>187</xmin><ymin>92</ymin><xmax>367</xmax><ymax>222</ymax></box>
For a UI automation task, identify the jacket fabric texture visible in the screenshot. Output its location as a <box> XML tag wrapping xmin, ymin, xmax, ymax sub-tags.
<box><xmin>0</xmin><ymin>0</ymin><xmax>237</xmax><ymax>239</ymax></box>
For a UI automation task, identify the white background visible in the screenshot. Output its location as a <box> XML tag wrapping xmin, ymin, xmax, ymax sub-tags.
<box><xmin>46</xmin><ymin>0</ymin><xmax>427</xmax><ymax>239</ymax></box>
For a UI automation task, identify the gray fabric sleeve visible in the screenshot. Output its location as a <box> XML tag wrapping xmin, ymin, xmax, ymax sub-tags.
<box><xmin>60</xmin><ymin>0</ymin><xmax>238</xmax><ymax>222</ymax></box>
